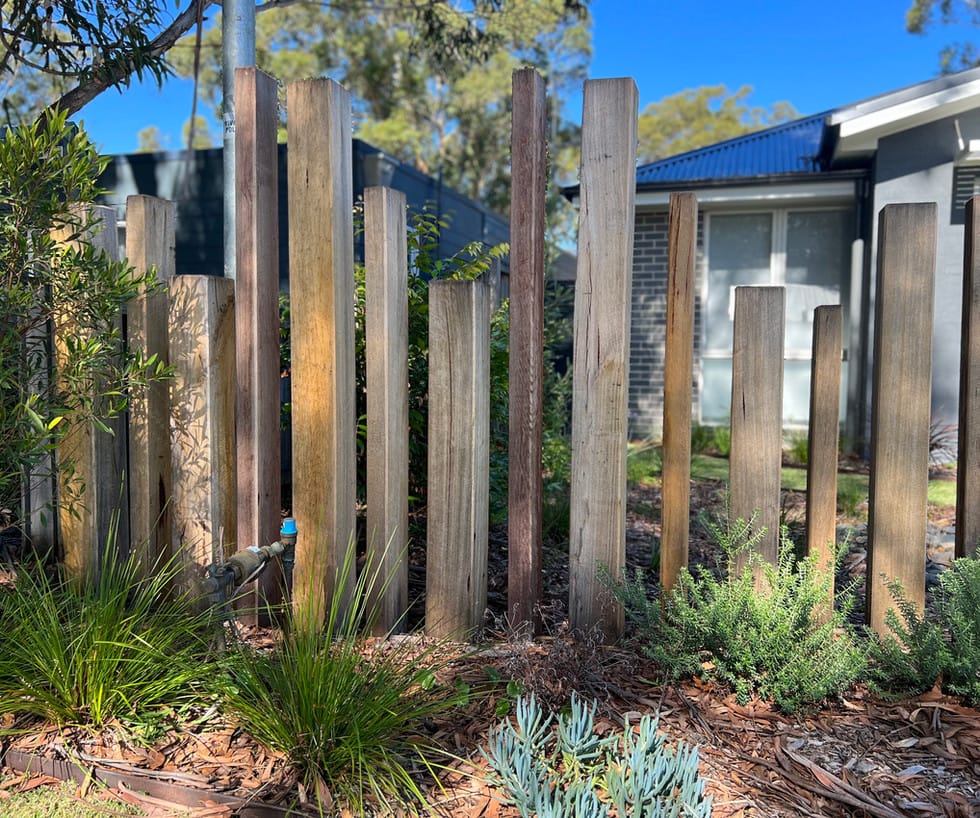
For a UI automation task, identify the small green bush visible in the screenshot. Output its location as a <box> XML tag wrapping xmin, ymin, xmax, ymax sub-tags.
<box><xmin>216</xmin><ymin>544</ymin><xmax>464</xmax><ymax>814</ymax></box>
<box><xmin>785</xmin><ymin>431</ymin><xmax>809</xmax><ymax>466</ymax></box>
<box><xmin>610</xmin><ymin>516</ymin><xmax>866</xmax><ymax>712</ymax></box>
<box><xmin>690</xmin><ymin>424</ymin><xmax>730</xmax><ymax>458</ymax></box>
<box><xmin>0</xmin><ymin>545</ymin><xmax>215</xmax><ymax>732</ymax></box>
<box><xmin>869</xmin><ymin>558</ymin><xmax>980</xmax><ymax>704</ymax></box>
<box><xmin>482</xmin><ymin>693</ymin><xmax>711</xmax><ymax>818</ymax></box>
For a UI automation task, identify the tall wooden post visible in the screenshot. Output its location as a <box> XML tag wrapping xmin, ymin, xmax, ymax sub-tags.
<box><xmin>235</xmin><ymin>67</ymin><xmax>282</xmax><ymax>617</ymax></box>
<box><xmin>126</xmin><ymin>195</ymin><xmax>176</xmax><ymax>577</ymax></box>
<box><xmin>55</xmin><ymin>206</ymin><xmax>129</xmax><ymax>583</ymax></box>
<box><xmin>660</xmin><ymin>192</ymin><xmax>698</xmax><ymax>592</ymax></box>
<box><xmin>287</xmin><ymin>78</ymin><xmax>357</xmax><ymax>628</ymax></box>
<box><xmin>365</xmin><ymin>186</ymin><xmax>409</xmax><ymax>634</ymax></box>
<box><xmin>507</xmin><ymin>68</ymin><xmax>547</xmax><ymax>633</ymax></box>
<box><xmin>729</xmin><ymin>286</ymin><xmax>785</xmax><ymax>576</ymax></box>
<box><xmin>957</xmin><ymin>198</ymin><xmax>980</xmax><ymax>559</ymax></box>
<box><xmin>806</xmin><ymin>305</ymin><xmax>843</xmax><ymax>591</ymax></box>
<box><xmin>867</xmin><ymin>203</ymin><xmax>936</xmax><ymax>636</ymax></box>
<box><xmin>426</xmin><ymin>279</ymin><xmax>491</xmax><ymax>640</ymax></box>
<box><xmin>568</xmin><ymin>78</ymin><xmax>638</xmax><ymax>640</ymax></box>
<box><xmin>168</xmin><ymin>276</ymin><xmax>237</xmax><ymax>599</ymax></box>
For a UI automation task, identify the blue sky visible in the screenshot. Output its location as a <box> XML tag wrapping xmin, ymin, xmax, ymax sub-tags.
<box><xmin>77</xmin><ymin>0</ymin><xmax>979</xmax><ymax>155</ymax></box>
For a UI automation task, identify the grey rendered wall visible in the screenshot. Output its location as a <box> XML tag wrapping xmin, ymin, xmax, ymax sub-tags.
<box><xmin>870</xmin><ymin>111</ymin><xmax>980</xmax><ymax>431</ymax></box>
<box><xmin>629</xmin><ymin>209</ymin><xmax>704</xmax><ymax>440</ymax></box>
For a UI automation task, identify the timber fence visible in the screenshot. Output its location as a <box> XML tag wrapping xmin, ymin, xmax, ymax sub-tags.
<box><xmin>29</xmin><ymin>67</ymin><xmax>980</xmax><ymax>641</ymax></box>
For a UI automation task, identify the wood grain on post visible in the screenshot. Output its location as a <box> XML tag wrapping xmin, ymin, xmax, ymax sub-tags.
<box><xmin>126</xmin><ymin>195</ymin><xmax>176</xmax><ymax>578</ymax></box>
<box><xmin>568</xmin><ymin>78</ymin><xmax>638</xmax><ymax>640</ymax></box>
<box><xmin>426</xmin><ymin>279</ymin><xmax>490</xmax><ymax>640</ymax></box>
<box><xmin>730</xmin><ymin>286</ymin><xmax>785</xmax><ymax>577</ymax></box>
<box><xmin>507</xmin><ymin>68</ymin><xmax>547</xmax><ymax>633</ymax></box>
<box><xmin>867</xmin><ymin>203</ymin><xmax>936</xmax><ymax>636</ymax></box>
<box><xmin>958</xmin><ymin>198</ymin><xmax>980</xmax><ymax>559</ymax></box>
<box><xmin>235</xmin><ymin>67</ymin><xmax>282</xmax><ymax>619</ymax></box>
<box><xmin>660</xmin><ymin>192</ymin><xmax>698</xmax><ymax>593</ymax></box>
<box><xmin>364</xmin><ymin>186</ymin><xmax>409</xmax><ymax>634</ymax></box>
<box><xmin>54</xmin><ymin>206</ymin><xmax>129</xmax><ymax>583</ymax></box>
<box><xmin>286</xmin><ymin>78</ymin><xmax>357</xmax><ymax>628</ymax></box>
<box><xmin>806</xmin><ymin>305</ymin><xmax>843</xmax><ymax>592</ymax></box>
<box><xmin>168</xmin><ymin>276</ymin><xmax>237</xmax><ymax>600</ymax></box>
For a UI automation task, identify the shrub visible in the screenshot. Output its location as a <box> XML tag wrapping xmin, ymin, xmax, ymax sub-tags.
<box><xmin>482</xmin><ymin>693</ymin><xmax>712</xmax><ymax>818</ymax></box>
<box><xmin>216</xmin><ymin>543</ymin><xmax>465</xmax><ymax>814</ymax></box>
<box><xmin>0</xmin><ymin>112</ymin><xmax>167</xmax><ymax>528</ymax></box>
<box><xmin>610</xmin><ymin>515</ymin><xmax>866</xmax><ymax>712</ymax></box>
<box><xmin>0</xmin><ymin>542</ymin><xmax>215</xmax><ymax>732</ymax></box>
<box><xmin>869</xmin><ymin>557</ymin><xmax>980</xmax><ymax>704</ymax></box>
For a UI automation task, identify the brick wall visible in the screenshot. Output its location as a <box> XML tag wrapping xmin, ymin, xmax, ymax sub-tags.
<box><xmin>628</xmin><ymin>209</ymin><xmax>704</xmax><ymax>440</ymax></box>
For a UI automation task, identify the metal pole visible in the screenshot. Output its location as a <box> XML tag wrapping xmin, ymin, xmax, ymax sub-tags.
<box><xmin>222</xmin><ymin>0</ymin><xmax>256</xmax><ymax>280</ymax></box>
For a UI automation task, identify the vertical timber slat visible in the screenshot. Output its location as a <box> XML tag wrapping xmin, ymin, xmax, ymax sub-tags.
<box><xmin>660</xmin><ymin>192</ymin><xmax>697</xmax><ymax>593</ymax></box>
<box><xmin>235</xmin><ymin>67</ymin><xmax>282</xmax><ymax>617</ymax></box>
<box><xmin>730</xmin><ymin>286</ymin><xmax>785</xmax><ymax>575</ymax></box>
<box><xmin>568</xmin><ymin>78</ymin><xmax>638</xmax><ymax>639</ymax></box>
<box><xmin>365</xmin><ymin>186</ymin><xmax>409</xmax><ymax>634</ymax></box>
<box><xmin>55</xmin><ymin>206</ymin><xmax>129</xmax><ymax>582</ymax></box>
<box><xmin>507</xmin><ymin>68</ymin><xmax>547</xmax><ymax>633</ymax></box>
<box><xmin>287</xmin><ymin>79</ymin><xmax>357</xmax><ymax>627</ymax></box>
<box><xmin>867</xmin><ymin>203</ymin><xmax>936</xmax><ymax>636</ymax></box>
<box><xmin>168</xmin><ymin>275</ymin><xmax>237</xmax><ymax>598</ymax></box>
<box><xmin>126</xmin><ymin>195</ymin><xmax>176</xmax><ymax>577</ymax></box>
<box><xmin>426</xmin><ymin>279</ymin><xmax>490</xmax><ymax>640</ymax></box>
<box><xmin>806</xmin><ymin>304</ymin><xmax>843</xmax><ymax>591</ymax></box>
<box><xmin>958</xmin><ymin>197</ymin><xmax>980</xmax><ymax>559</ymax></box>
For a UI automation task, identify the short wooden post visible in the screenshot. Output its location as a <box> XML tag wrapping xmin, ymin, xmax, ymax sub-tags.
<box><xmin>957</xmin><ymin>198</ymin><xmax>980</xmax><ymax>559</ymax></box>
<box><xmin>426</xmin><ymin>279</ymin><xmax>490</xmax><ymax>640</ymax></box>
<box><xmin>168</xmin><ymin>275</ymin><xmax>237</xmax><ymax>599</ymax></box>
<box><xmin>54</xmin><ymin>206</ymin><xmax>129</xmax><ymax>583</ymax></box>
<box><xmin>730</xmin><ymin>286</ymin><xmax>785</xmax><ymax>576</ymax></box>
<box><xmin>568</xmin><ymin>78</ymin><xmax>638</xmax><ymax>640</ymax></box>
<box><xmin>867</xmin><ymin>203</ymin><xmax>936</xmax><ymax>636</ymax></box>
<box><xmin>660</xmin><ymin>192</ymin><xmax>698</xmax><ymax>592</ymax></box>
<box><xmin>235</xmin><ymin>67</ymin><xmax>282</xmax><ymax>618</ymax></box>
<box><xmin>126</xmin><ymin>195</ymin><xmax>175</xmax><ymax>578</ymax></box>
<box><xmin>364</xmin><ymin>186</ymin><xmax>409</xmax><ymax>634</ymax></box>
<box><xmin>507</xmin><ymin>68</ymin><xmax>547</xmax><ymax>633</ymax></box>
<box><xmin>287</xmin><ymin>78</ymin><xmax>357</xmax><ymax>628</ymax></box>
<box><xmin>806</xmin><ymin>305</ymin><xmax>842</xmax><ymax>589</ymax></box>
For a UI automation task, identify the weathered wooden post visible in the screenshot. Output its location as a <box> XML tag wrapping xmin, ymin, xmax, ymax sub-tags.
<box><xmin>568</xmin><ymin>78</ymin><xmax>638</xmax><ymax>640</ymax></box>
<box><xmin>235</xmin><ymin>67</ymin><xmax>282</xmax><ymax>617</ymax></box>
<box><xmin>126</xmin><ymin>195</ymin><xmax>175</xmax><ymax>577</ymax></box>
<box><xmin>660</xmin><ymin>192</ymin><xmax>698</xmax><ymax>592</ymax></box>
<box><xmin>867</xmin><ymin>203</ymin><xmax>936</xmax><ymax>636</ymax></box>
<box><xmin>168</xmin><ymin>276</ymin><xmax>237</xmax><ymax>598</ymax></box>
<box><xmin>54</xmin><ymin>206</ymin><xmax>129</xmax><ymax>583</ymax></box>
<box><xmin>957</xmin><ymin>197</ymin><xmax>980</xmax><ymax>559</ymax></box>
<box><xmin>287</xmin><ymin>78</ymin><xmax>357</xmax><ymax>628</ymax></box>
<box><xmin>426</xmin><ymin>279</ymin><xmax>490</xmax><ymax>640</ymax></box>
<box><xmin>806</xmin><ymin>304</ymin><xmax>843</xmax><ymax>592</ymax></box>
<box><xmin>364</xmin><ymin>185</ymin><xmax>409</xmax><ymax>634</ymax></box>
<box><xmin>507</xmin><ymin>67</ymin><xmax>547</xmax><ymax>633</ymax></box>
<box><xmin>729</xmin><ymin>286</ymin><xmax>785</xmax><ymax>576</ymax></box>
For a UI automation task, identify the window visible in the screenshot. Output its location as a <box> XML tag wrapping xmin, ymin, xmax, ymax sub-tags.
<box><xmin>702</xmin><ymin>208</ymin><xmax>852</xmax><ymax>426</ymax></box>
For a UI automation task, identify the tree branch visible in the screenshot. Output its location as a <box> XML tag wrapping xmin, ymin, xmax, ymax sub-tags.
<box><xmin>40</xmin><ymin>0</ymin><xmax>221</xmax><ymax>121</ymax></box>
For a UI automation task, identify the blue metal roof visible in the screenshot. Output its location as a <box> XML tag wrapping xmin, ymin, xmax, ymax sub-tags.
<box><xmin>635</xmin><ymin>112</ymin><xmax>830</xmax><ymax>186</ymax></box>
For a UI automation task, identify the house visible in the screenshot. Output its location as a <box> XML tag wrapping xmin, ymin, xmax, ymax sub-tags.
<box><xmin>97</xmin><ymin>139</ymin><xmax>510</xmax><ymax>292</ymax></box>
<box><xmin>586</xmin><ymin>67</ymin><xmax>980</xmax><ymax>448</ymax></box>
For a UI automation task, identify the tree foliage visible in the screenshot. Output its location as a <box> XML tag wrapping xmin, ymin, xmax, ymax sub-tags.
<box><xmin>637</xmin><ymin>84</ymin><xmax>797</xmax><ymax>165</ymax></box>
<box><xmin>906</xmin><ymin>0</ymin><xmax>980</xmax><ymax>71</ymax></box>
<box><xmin>168</xmin><ymin>0</ymin><xmax>591</xmax><ymax>212</ymax></box>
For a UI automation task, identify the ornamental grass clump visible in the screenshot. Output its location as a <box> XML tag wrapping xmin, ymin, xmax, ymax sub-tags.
<box><xmin>610</xmin><ymin>515</ymin><xmax>866</xmax><ymax>712</ymax></box>
<box><xmin>216</xmin><ymin>544</ymin><xmax>465</xmax><ymax>815</ymax></box>
<box><xmin>869</xmin><ymin>557</ymin><xmax>980</xmax><ymax>704</ymax></box>
<box><xmin>482</xmin><ymin>693</ymin><xmax>711</xmax><ymax>818</ymax></box>
<box><xmin>0</xmin><ymin>545</ymin><xmax>215</xmax><ymax>732</ymax></box>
